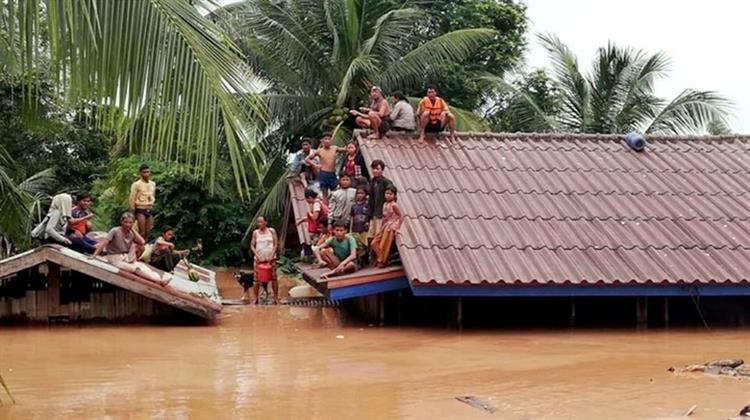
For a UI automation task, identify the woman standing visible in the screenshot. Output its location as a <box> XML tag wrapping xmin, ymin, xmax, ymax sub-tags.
<box><xmin>370</xmin><ymin>186</ymin><xmax>403</xmax><ymax>268</ymax></box>
<box><xmin>250</xmin><ymin>216</ymin><xmax>279</xmax><ymax>304</ymax></box>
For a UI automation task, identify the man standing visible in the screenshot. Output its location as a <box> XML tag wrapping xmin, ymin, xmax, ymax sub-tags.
<box><xmin>305</xmin><ymin>132</ymin><xmax>345</xmax><ymax>199</ymax></box>
<box><xmin>417</xmin><ymin>85</ymin><xmax>457</xmax><ymax>143</ymax></box>
<box><xmin>129</xmin><ymin>164</ymin><xmax>156</xmax><ymax>241</ymax></box>
<box><xmin>328</xmin><ymin>173</ymin><xmax>356</xmax><ymax>227</ymax></box>
<box><xmin>350</xmin><ymin>86</ymin><xmax>390</xmax><ymax>139</ymax></box>
<box><xmin>367</xmin><ymin>159</ymin><xmax>393</xmax><ymax>245</ymax></box>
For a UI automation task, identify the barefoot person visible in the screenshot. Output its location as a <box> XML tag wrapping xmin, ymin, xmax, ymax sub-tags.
<box><xmin>93</xmin><ymin>212</ymin><xmax>167</xmax><ymax>285</ymax></box>
<box><xmin>305</xmin><ymin>132</ymin><xmax>345</xmax><ymax>198</ymax></box>
<box><xmin>150</xmin><ymin>226</ymin><xmax>190</xmax><ymax>272</ymax></box>
<box><xmin>290</xmin><ymin>137</ymin><xmax>320</xmax><ymax>190</ymax></box>
<box><xmin>250</xmin><ymin>216</ymin><xmax>279</xmax><ymax>304</ymax></box>
<box><xmin>316</xmin><ymin>222</ymin><xmax>359</xmax><ymax>279</ymax></box>
<box><xmin>370</xmin><ymin>186</ymin><xmax>403</xmax><ymax>268</ymax></box>
<box><xmin>367</xmin><ymin>159</ymin><xmax>393</xmax><ymax>245</ymax></box>
<box><xmin>129</xmin><ymin>164</ymin><xmax>156</xmax><ymax>240</ymax></box>
<box><xmin>417</xmin><ymin>85</ymin><xmax>457</xmax><ymax>142</ymax></box>
<box><xmin>350</xmin><ymin>86</ymin><xmax>390</xmax><ymax>139</ymax></box>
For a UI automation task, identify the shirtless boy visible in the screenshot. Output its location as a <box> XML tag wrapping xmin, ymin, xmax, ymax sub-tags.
<box><xmin>305</xmin><ymin>132</ymin><xmax>346</xmax><ymax>198</ymax></box>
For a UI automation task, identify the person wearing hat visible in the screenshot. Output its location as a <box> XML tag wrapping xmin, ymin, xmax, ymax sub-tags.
<box><xmin>350</xmin><ymin>86</ymin><xmax>390</xmax><ymax>139</ymax></box>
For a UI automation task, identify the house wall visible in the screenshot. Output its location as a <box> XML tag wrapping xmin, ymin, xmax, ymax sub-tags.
<box><xmin>0</xmin><ymin>265</ymin><xmax>196</xmax><ymax>324</ymax></box>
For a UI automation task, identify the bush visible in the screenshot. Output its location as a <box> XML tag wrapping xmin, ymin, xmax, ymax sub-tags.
<box><xmin>91</xmin><ymin>156</ymin><xmax>254</xmax><ymax>267</ymax></box>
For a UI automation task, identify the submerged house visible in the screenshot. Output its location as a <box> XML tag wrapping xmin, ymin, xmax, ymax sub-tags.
<box><xmin>0</xmin><ymin>245</ymin><xmax>222</xmax><ymax>323</ymax></box>
<box><xmin>291</xmin><ymin>132</ymin><xmax>750</xmax><ymax>324</ymax></box>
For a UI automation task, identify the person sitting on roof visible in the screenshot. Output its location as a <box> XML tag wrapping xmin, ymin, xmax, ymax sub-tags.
<box><xmin>92</xmin><ymin>212</ymin><xmax>167</xmax><ymax>285</ymax></box>
<box><xmin>417</xmin><ymin>84</ymin><xmax>457</xmax><ymax>143</ymax></box>
<box><xmin>316</xmin><ymin>221</ymin><xmax>359</xmax><ymax>279</ymax></box>
<box><xmin>250</xmin><ymin>216</ymin><xmax>279</xmax><ymax>304</ymax></box>
<box><xmin>338</xmin><ymin>141</ymin><xmax>369</xmax><ymax>185</ymax></box>
<box><xmin>289</xmin><ymin>137</ymin><xmax>320</xmax><ymax>192</ymax></box>
<box><xmin>370</xmin><ymin>185</ymin><xmax>403</xmax><ymax>268</ymax></box>
<box><xmin>32</xmin><ymin>193</ymin><xmax>74</xmax><ymax>247</ymax></box>
<box><xmin>67</xmin><ymin>192</ymin><xmax>99</xmax><ymax>254</ymax></box>
<box><xmin>312</xmin><ymin>222</ymin><xmax>334</xmax><ymax>266</ymax></box>
<box><xmin>296</xmin><ymin>189</ymin><xmax>328</xmax><ymax>245</ymax></box>
<box><xmin>350</xmin><ymin>86</ymin><xmax>390</xmax><ymax>139</ymax></box>
<box><xmin>305</xmin><ymin>132</ymin><xmax>346</xmax><ymax>199</ymax></box>
<box><xmin>149</xmin><ymin>226</ymin><xmax>190</xmax><ymax>273</ymax></box>
<box><xmin>388</xmin><ymin>91</ymin><xmax>416</xmax><ymax>133</ymax></box>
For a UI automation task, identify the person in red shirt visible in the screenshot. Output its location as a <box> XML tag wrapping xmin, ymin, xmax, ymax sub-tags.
<box><xmin>417</xmin><ymin>84</ymin><xmax>457</xmax><ymax>143</ymax></box>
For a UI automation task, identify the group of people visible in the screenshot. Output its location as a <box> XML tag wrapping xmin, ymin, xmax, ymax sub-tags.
<box><xmin>288</xmin><ymin>134</ymin><xmax>403</xmax><ymax>279</ymax></box>
<box><xmin>32</xmin><ymin>165</ymin><xmax>190</xmax><ymax>285</ymax></box>
<box><xmin>350</xmin><ymin>85</ymin><xmax>457</xmax><ymax>142</ymax></box>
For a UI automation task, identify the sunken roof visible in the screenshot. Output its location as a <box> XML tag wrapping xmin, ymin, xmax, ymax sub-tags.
<box><xmin>358</xmin><ymin>132</ymin><xmax>750</xmax><ymax>286</ymax></box>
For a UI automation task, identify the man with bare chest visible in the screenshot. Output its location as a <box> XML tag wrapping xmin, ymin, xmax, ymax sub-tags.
<box><xmin>305</xmin><ymin>132</ymin><xmax>345</xmax><ymax>198</ymax></box>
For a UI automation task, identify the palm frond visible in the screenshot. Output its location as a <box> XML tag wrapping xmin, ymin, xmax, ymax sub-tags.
<box><xmin>5</xmin><ymin>0</ymin><xmax>268</xmax><ymax>195</ymax></box>
<box><xmin>336</xmin><ymin>54</ymin><xmax>378</xmax><ymax>106</ymax></box>
<box><xmin>18</xmin><ymin>168</ymin><xmax>55</xmax><ymax>195</ymax></box>
<box><xmin>644</xmin><ymin>89</ymin><xmax>734</xmax><ymax>135</ymax></box>
<box><xmin>479</xmin><ymin>74</ymin><xmax>557</xmax><ymax>132</ymax></box>
<box><xmin>537</xmin><ymin>33</ymin><xmax>589</xmax><ymax>131</ymax></box>
<box><xmin>361</xmin><ymin>7</ymin><xmax>423</xmax><ymax>62</ymax></box>
<box><xmin>378</xmin><ymin>28</ymin><xmax>496</xmax><ymax>92</ymax></box>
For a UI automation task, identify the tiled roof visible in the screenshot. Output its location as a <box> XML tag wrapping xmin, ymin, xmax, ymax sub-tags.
<box><xmin>358</xmin><ymin>132</ymin><xmax>750</xmax><ymax>286</ymax></box>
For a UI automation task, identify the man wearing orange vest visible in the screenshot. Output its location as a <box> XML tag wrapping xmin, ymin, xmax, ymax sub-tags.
<box><xmin>417</xmin><ymin>85</ymin><xmax>457</xmax><ymax>143</ymax></box>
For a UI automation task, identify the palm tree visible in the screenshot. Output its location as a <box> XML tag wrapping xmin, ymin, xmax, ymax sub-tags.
<box><xmin>0</xmin><ymin>146</ymin><xmax>53</xmax><ymax>251</ymax></box>
<box><xmin>219</xmin><ymin>0</ymin><xmax>496</xmax><ymax>218</ymax></box>
<box><xmin>0</xmin><ymin>0</ymin><xmax>268</xmax><ymax>196</ymax></box>
<box><xmin>497</xmin><ymin>34</ymin><xmax>732</xmax><ymax>135</ymax></box>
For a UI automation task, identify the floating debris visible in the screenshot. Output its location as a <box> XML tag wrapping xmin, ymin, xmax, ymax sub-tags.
<box><xmin>669</xmin><ymin>359</ymin><xmax>749</xmax><ymax>378</ymax></box>
<box><xmin>456</xmin><ymin>395</ymin><xmax>497</xmax><ymax>414</ymax></box>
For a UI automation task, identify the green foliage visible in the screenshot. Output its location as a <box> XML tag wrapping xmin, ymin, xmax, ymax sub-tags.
<box><xmin>1</xmin><ymin>0</ymin><xmax>269</xmax><ymax>195</ymax></box>
<box><xmin>422</xmin><ymin>0</ymin><xmax>528</xmax><ymax>111</ymax></box>
<box><xmin>488</xmin><ymin>69</ymin><xmax>562</xmax><ymax>132</ymax></box>
<box><xmin>92</xmin><ymin>156</ymin><xmax>254</xmax><ymax>267</ymax></box>
<box><xmin>0</xmin><ymin>76</ymin><xmax>110</xmax><ymax>194</ymax></box>
<box><xmin>525</xmin><ymin>34</ymin><xmax>733</xmax><ymax>134</ymax></box>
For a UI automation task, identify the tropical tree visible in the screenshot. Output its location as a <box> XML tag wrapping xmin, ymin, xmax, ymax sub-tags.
<box><xmin>219</xmin><ymin>0</ymin><xmax>496</xmax><ymax>218</ymax></box>
<box><xmin>497</xmin><ymin>34</ymin><xmax>733</xmax><ymax>135</ymax></box>
<box><xmin>0</xmin><ymin>0</ymin><xmax>268</xmax><ymax>195</ymax></box>
<box><xmin>0</xmin><ymin>146</ymin><xmax>54</xmax><ymax>249</ymax></box>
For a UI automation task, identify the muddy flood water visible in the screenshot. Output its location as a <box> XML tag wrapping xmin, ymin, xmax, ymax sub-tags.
<box><xmin>0</xmin><ymin>278</ymin><xmax>749</xmax><ymax>419</ymax></box>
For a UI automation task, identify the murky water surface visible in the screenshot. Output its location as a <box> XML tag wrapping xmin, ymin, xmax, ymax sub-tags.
<box><xmin>0</xmin><ymin>279</ymin><xmax>748</xmax><ymax>419</ymax></box>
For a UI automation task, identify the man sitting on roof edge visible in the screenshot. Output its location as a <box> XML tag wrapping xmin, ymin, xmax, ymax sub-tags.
<box><xmin>417</xmin><ymin>84</ymin><xmax>457</xmax><ymax>143</ymax></box>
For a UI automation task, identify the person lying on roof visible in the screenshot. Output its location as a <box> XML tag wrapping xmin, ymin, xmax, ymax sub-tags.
<box><xmin>316</xmin><ymin>222</ymin><xmax>359</xmax><ymax>279</ymax></box>
<box><xmin>350</xmin><ymin>86</ymin><xmax>390</xmax><ymax>139</ymax></box>
<box><xmin>417</xmin><ymin>84</ymin><xmax>457</xmax><ymax>143</ymax></box>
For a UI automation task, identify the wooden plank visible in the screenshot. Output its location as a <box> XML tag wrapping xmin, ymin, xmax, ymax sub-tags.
<box><xmin>48</xmin><ymin>263</ymin><xmax>61</xmax><ymax>317</ymax></box>
<box><xmin>0</xmin><ymin>248</ymin><xmax>47</xmax><ymax>279</ymax></box>
<box><xmin>327</xmin><ymin>270</ymin><xmax>407</xmax><ymax>289</ymax></box>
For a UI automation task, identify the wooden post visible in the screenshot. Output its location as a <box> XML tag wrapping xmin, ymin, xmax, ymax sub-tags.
<box><xmin>456</xmin><ymin>297</ymin><xmax>463</xmax><ymax>330</ymax></box>
<box><xmin>378</xmin><ymin>293</ymin><xmax>385</xmax><ymax>327</ymax></box>
<box><xmin>47</xmin><ymin>263</ymin><xmax>61</xmax><ymax>318</ymax></box>
<box><xmin>569</xmin><ymin>297</ymin><xmax>576</xmax><ymax>328</ymax></box>
<box><xmin>636</xmin><ymin>296</ymin><xmax>648</xmax><ymax>329</ymax></box>
<box><xmin>279</xmin><ymin>189</ymin><xmax>292</xmax><ymax>252</ymax></box>
<box><xmin>663</xmin><ymin>297</ymin><xmax>669</xmax><ymax>327</ymax></box>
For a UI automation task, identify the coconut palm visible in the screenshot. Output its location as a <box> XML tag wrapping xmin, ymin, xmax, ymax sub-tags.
<box><xmin>0</xmin><ymin>147</ymin><xmax>54</xmax><ymax>250</ymax></box>
<box><xmin>496</xmin><ymin>34</ymin><xmax>732</xmax><ymax>135</ymax></box>
<box><xmin>0</xmin><ymin>0</ymin><xmax>268</xmax><ymax>195</ymax></box>
<box><xmin>219</xmin><ymin>0</ymin><xmax>496</xmax><ymax>219</ymax></box>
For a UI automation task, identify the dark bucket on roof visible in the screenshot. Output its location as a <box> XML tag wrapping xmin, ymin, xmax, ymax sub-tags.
<box><xmin>624</xmin><ymin>132</ymin><xmax>646</xmax><ymax>152</ymax></box>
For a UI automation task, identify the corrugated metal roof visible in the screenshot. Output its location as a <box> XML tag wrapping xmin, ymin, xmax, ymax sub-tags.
<box><xmin>358</xmin><ymin>132</ymin><xmax>750</xmax><ymax>286</ymax></box>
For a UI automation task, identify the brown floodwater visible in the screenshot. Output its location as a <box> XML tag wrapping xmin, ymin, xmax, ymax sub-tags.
<box><xmin>0</xmin><ymin>278</ymin><xmax>749</xmax><ymax>419</ymax></box>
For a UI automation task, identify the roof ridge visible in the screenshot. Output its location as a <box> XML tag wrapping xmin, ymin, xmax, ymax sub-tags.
<box><xmin>402</xmin><ymin>214</ymin><xmax>750</xmax><ymax>223</ymax></box>
<box><xmin>401</xmin><ymin>187</ymin><xmax>748</xmax><ymax>196</ymax></box>
<box><xmin>397</xmin><ymin>243</ymin><xmax>750</xmax><ymax>252</ymax></box>
<box><xmin>391</xmin><ymin>165</ymin><xmax>750</xmax><ymax>175</ymax></box>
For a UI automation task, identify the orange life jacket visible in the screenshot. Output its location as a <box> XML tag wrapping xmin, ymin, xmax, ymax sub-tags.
<box><xmin>418</xmin><ymin>97</ymin><xmax>447</xmax><ymax>122</ymax></box>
